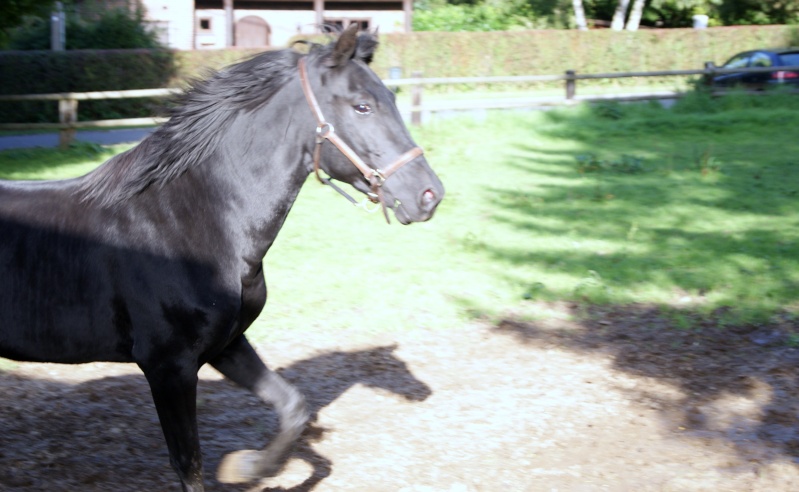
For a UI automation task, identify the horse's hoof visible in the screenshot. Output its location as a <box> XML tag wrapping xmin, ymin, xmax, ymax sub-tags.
<box><xmin>217</xmin><ymin>449</ymin><xmax>261</xmax><ymax>484</ymax></box>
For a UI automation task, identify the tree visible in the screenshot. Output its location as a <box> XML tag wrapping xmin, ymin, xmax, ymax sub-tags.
<box><xmin>573</xmin><ymin>0</ymin><xmax>588</xmax><ymax>30</ymax></box>
<box><xmin>414</xmin><ymin>0</ymin><xmax>799</xmax><ymax>31</ymax></box>
<box><xmin>7</xmin><ymin>6</ymin><xmax>165</xmax><ymax>50</ymax></box>
<box><xmin>625</xmin><ymin>0</ymin><xmax>646</xmax><ymax>30</ymax></box>
<box><xmin>715</xmin><ymin>0</ymin><xmax>799</xmax><ymax>25</ymax></box>
<box><xmin>611</xmin><ymin>0</ymin><xmax>631</xmax><ymax>30</ymax></box>
<box><xmin>0</xmin><ymin>0</ymin><xmax>56</xmax><ymax>47</ymax></box>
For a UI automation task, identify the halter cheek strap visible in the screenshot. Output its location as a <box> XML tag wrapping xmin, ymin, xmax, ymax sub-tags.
<box><xmin>298</xmin><ymin>57</ymin><xmax>424</xmax><ymax>223</ymax></box>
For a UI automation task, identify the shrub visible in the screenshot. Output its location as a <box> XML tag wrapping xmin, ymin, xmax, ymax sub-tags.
<box><xmin>8</xmin><ymin>7</ymin><xmax>163</xmax><ymax>50</ymax></box>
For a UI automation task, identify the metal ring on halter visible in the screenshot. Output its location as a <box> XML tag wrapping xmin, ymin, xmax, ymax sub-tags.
<box><xmin>316</xmin><ymin>123</ymin><xmax>334</xmax><ymax>141</ymax></box>
<box><xmin>358</xmin><ymin>198</ymin><xmax>382</xmax><ymax>213</ymax></box>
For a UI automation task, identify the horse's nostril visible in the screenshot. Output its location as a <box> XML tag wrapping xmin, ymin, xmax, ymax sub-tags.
<box><xmin>422</xmin><ymin>189</ymin><xmax>436</xmax><ymax>204</ymax></box>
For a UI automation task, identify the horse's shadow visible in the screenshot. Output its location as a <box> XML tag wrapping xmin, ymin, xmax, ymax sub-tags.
<box><xmin>205</xmin><ymin>344</ymin><xmax>432</xmax><ymax>492</ymax></box>
<box><xmin>0</xmin><ymin>344</ymin><xmax>431</xmax><ymax>492</ymax></box>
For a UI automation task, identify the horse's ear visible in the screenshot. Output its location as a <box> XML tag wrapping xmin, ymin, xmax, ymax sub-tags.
<box><xmin>326</xmin><ymin>23</ymin><xmax>359</xmax><ymax>67</ymax></box>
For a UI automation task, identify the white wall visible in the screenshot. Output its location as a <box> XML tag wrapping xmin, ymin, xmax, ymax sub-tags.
<box><xmin>195</xmin><ymin>9</ymin><xmax>405</xmax><ymax>49</ymax></box>
<box><xmin>141</xmin><ymin>0</ymin><xmax>195</xmax><ymax>50</ymax></box>
<box><xmin>141</xmin><ymin>2</ymin><xmax>406</xmax><ymax>50</ymax></box>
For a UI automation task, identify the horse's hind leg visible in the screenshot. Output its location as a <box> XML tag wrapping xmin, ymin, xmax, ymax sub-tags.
<box><xmin>141</xmin><ymin>363</ymin><xmax>204</xmax><ymax>492</ymax></box>
<box><xmin>210</xmin><ymin>335</ymin><xmax>309</xmax><ymax>484</ymax></box>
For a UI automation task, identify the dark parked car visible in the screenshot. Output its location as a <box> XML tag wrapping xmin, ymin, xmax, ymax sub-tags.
<box><xmin>712</xmin><ymin>48</ymin><xmax>799</xmax><ymax>89</ymax></box>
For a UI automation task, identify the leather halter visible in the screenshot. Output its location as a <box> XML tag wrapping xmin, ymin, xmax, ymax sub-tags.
<box><xmin>298</xmin><ymin>57</ymin><xmax>424</xmax><ymax>223</ymax></box>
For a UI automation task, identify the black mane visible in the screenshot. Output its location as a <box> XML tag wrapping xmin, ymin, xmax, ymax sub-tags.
<box><xmin>79</xmin><ymin>33</ymin><xmax>377</xmax><ymax>206</ymax></box>
<box><xmin>79</xmin><ymin>47</ymin><xmax>301</xmax><ymax>205</ymax></box>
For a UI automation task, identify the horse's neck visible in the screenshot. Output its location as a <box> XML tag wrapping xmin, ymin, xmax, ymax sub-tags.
<box><xmin>187</xmin><ymin>117</ymin><xmax>311</xmax><ymax>265</ymax></box>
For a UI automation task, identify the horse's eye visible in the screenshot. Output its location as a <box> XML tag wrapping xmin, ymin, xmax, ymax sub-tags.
<box><xmin>353</xmin><ymin>103</ymin><xmax>372</xmax><ymax>115</ymax></box>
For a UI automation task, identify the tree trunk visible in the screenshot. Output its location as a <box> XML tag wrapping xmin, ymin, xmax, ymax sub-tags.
<box><xmin>573</xmin><ymin>0</ymin><xmax>588</xmax><ymax>31</ymax></box>
<box><xmin>625</xmin><ymin>0</ymin><xmax>646</xmax><ymax>31</ymax></box>
<box><xmin>611</xmin><ymin>0</ymin><xmax>631</xmax><ymax>31</ymax></box>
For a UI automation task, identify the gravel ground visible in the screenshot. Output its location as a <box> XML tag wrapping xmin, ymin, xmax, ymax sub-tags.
<box><xmin>2</xmin><ymin>303</ymin><xmax>799</xmax><ymax>491</ymax></box>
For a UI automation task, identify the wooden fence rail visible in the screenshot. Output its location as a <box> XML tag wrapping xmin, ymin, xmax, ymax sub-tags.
<box><xmin>0</xmin><ymin>88</ymin><xmax>181</xmax><ymax>147</ymax></box>
<box><xmin>2</xmin><ymin>63</ymin><xmax>798</xmax><ymax>147</ymax></box>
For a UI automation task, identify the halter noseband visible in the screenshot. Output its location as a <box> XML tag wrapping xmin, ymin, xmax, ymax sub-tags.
<box><xmin>298</xmin><ymin>57</ymin><xmax>423</xmax><ymax>223</ymax></box>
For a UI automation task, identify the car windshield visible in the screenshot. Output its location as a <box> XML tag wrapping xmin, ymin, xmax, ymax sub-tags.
<box><xmin>778</xmin><ymin>52</ymin><xmax>799</xmax><ymax>66</ymax></box>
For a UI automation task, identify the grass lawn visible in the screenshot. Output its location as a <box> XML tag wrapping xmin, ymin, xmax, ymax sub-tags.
<box><xmin>1</xmin><ymin>91</ymin><xmax>797</xmax><ymax>342</ymax></box>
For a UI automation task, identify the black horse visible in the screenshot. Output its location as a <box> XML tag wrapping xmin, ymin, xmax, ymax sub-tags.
<box><xmin>0</xmin><ymin>26</ymin><xmax>443</xmax><ymax>492</ymax></box>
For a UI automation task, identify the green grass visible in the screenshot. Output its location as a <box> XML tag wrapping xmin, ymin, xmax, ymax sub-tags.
<box><xmin>0</xmin><ymin>143</ymin><xmax>125</xmax><ymax>180</ymax></box>
<box><xmin>1</xmin><ymin>92</ymin><xmax>797</xmax><ymax>343</ymax></box>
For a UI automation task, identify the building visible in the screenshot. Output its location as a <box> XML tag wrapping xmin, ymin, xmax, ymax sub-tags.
<box><xmin>138</xmin><ymin>0</ymin><xmax>413</xmax><ymax>50</ymax></box>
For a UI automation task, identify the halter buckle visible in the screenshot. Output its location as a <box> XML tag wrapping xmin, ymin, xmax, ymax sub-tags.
<box><xmin>370</xmin><ymin>169</ymin><xmax>386</xmax><ymax>187</ymax></box>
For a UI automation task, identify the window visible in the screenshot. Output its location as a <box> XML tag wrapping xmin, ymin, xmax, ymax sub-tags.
<box><xmin>323</xmin><ymin>18</ymin><xmax>370</xmax><ymax>33</ymax></box>
<box><xmin>750</xmin><ymin>52</ymin><xmax>772</xmax><ymax>68</ymax></box>
<box><xmin>199</xmin><ymin>18</ymin><xmax>212</xmax><ymax>32</ymax></box>
<box><xmin>778</xmin><ymin>52</ymin><xmax>799</xmax><ymax>66</ymax></box>
<box><xmin>322</xmin><ymin>20</ymin><xmax>345</xmax><ymax>33</ymax></box>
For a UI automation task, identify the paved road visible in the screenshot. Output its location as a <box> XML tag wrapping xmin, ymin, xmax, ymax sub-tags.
<box><xmin>0</xmin><ymin>127</ymin><xmax>157</xmax><ymax>151</ymax></box>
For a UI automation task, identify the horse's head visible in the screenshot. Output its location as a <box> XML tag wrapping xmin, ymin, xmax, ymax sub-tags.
<box><xmin>299</xmin><ymin>26</ymin><xmax>444</xmax><ymax>224</ymax></box>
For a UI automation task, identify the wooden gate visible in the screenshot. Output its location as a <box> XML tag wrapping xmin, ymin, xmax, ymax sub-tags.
<box><xmin>236</xmin><ymin>16</ymin><xmax>270</xmax><ymax>47</ymax></box>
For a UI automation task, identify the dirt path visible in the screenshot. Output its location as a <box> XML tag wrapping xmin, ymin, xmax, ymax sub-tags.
<box><xmin>2</xmin><ymin>304</ymin><xmax>799</xmax><ymax>491</ymax></box>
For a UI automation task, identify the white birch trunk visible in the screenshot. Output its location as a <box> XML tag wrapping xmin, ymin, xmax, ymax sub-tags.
<box><xmin>625</xmin><ymin>0</ymin><xmax>646</xmax><ymax>31</ymax></box>
<box><xmin>573</xmin><ymin>0</ymin><xmax>588</xmax><ymax>31</ymax></box>
<box><xmin>611</xmin><ymin>0</ymin><xmax>631</xmax><ymax>31</ymax></box>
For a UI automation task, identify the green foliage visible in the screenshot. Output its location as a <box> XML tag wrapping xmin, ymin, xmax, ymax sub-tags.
<box><xmin>8</xmin><ymin>6</ymin><xmax>163</xmax><ymax>50</ymax></box>
<box><xmin>414</xmin><ymin>1</ymin><xmax>535</xmax><ymax>31</ymax></box>
<box><xmin>415</xmin><ymin>0</ymin><xmax>799</xmax><ymax>31</ymax></box>
<box><xmin>72</xmin><ymin>8</ymin><xmax>163</xmax><ymax>49</ymax></box>
<box><xmin>715</xmin><ymin>0</ymin><xmax>799</xmax><ymax>26</ymax></box>
<box><xmin>0</xmin><ymin>0</ymin><xmax>55</xmax><ymax>47</ymax></box>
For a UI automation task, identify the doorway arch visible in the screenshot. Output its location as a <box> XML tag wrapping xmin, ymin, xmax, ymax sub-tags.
<box><xmin>236</xmin><ymin>16</ymin><xmax>270</xmax><ymax>47</ymax></box>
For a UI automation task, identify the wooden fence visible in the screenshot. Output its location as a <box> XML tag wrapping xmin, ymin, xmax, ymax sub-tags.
<box><xmin>1</xmin><ymin>63</ymin><xmax>797</xmax><ymax>147</ymax></box>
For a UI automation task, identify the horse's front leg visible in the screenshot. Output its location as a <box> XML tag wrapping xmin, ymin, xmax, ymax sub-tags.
<box><xmin>140</xmin><ymin>360</ymin><xmax>204</xmax><ymax>492</ymax></box>
<box><xmin>210</xmin><ymin>334</ymin><xmax>309</xmax><ymax>484</ymax></box>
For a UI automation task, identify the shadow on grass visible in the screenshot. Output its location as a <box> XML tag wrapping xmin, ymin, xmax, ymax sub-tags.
<box><xmin>0</xmin><ymin>345</ymin><xmax>430</xmax><ymax>491</ymax></box>
<box><xmin>474</xmin><ymin>99</ymin><xmax>799</xmax><ymax>320</ymax></box>
<box><xmin>492</xmin><ymin>303</ymin><xmax>799</xmax><ymax>465</ymax></box>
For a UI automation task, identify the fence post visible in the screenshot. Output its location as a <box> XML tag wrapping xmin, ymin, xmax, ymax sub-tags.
<box><xmin>58</xmin><ymin>98</ymin><xmax>78</xmax><ymax>149</ymax></box>
<box><xmin>703</xmin><ymin>61</ymin><xmax>716</xmax><ymax>88</ymax></box>
<box><xmin>411</xmin><ymin>71</ymin><xmax>422</xmax><ymax>127</ymax></box>
<box><xmin>565</xmin><ymin>70</ymin><xmax>576</xmax><ymax>101</ymax></box>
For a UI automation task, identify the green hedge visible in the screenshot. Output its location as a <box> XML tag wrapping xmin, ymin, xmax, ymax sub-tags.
<box><xmin>373</xmin><ymin>25</ymin><xmax>799</xmax><ymax>79</ymax></box>
<box><xmin>1</xmin><ymin>25</ymin><xmax>798</xmax><ymax>123</ymax></box>
<box><xmin>0</xmin><ymin>49</ymin><xmax>176</xmax><ymax>123</ymax></box>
